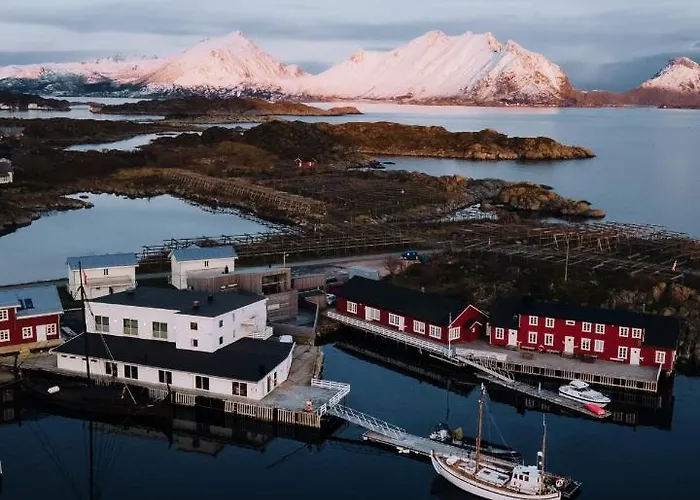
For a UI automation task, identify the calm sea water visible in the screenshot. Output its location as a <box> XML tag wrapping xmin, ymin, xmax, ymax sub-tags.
<box><xmin>0</xmin><ymin>102</ymin><xmax>161</xmax><ymax>121</ymax></box>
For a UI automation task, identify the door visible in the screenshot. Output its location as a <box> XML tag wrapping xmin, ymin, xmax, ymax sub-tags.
<box><xmin>508</xmin><ymin>329</ymin><xmax>518</xmax><ymax>347</ymax></box>
<box><xmin>36</xmin><ymin>324</ymin><xmax>48</xmax><ymax>342</ymax></box>
<box><xmin>564</xmin><ymin>336</ymin><xmax>575</xmax><ymax>354</ymax></box>
<box><xmin>630</xmin><ymin>348</ymin><xmax>641</xmax><ymax>366</ymax></box>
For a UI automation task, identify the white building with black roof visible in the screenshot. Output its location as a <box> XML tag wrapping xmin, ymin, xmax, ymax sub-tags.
<box><xmin>52</xmin><ymin>287</ymin><xmax>293</xmax><ymax>401</ymax></box>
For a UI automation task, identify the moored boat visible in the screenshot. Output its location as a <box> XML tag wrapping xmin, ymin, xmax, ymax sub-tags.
<box><xmin>558</xmin><ymin>380</ymin><xmax>610</xmax><ymax>407</ymax></box>
<box><xmin>429</xmin><ymin>422</ymin><xmax>522</xmax><ymax>462</ymax></box>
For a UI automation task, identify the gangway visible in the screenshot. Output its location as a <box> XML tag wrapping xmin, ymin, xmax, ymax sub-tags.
<box><xmin>326</xmin><ymin>404</ymin><xmax>406</xmax><ymax>440</ymax></box>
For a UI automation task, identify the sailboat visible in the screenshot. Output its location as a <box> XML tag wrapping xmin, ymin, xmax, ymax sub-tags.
<box><xmin>20</xmin><ymin>264</ymin><xmax>172</xmax><ymax>426</ymax></box>
<box><xmin>430</xmin><ymin>384</ymin><xmax>580</xmax><ymax>500</ymax></box>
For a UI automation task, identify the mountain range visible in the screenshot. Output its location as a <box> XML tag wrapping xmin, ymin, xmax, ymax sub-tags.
<box><xmin>0</xmin><ymin>30</ymin><xmax>698</xmax><ymax>107</ymax></box>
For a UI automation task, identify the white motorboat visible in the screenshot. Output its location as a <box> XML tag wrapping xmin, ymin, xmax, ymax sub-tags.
<box><xmin>558</xmin><ymin>380</ymin><xmax>611</xmax><ymax>407</ymax></box>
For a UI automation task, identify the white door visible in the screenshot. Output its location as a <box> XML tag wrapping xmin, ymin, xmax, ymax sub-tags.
<box><xmin>630</xmin><ymin>348</ymin><xmax>641</xmax><ymax>366</ymax></box>
<box><xmin>36</xmin><ymin>325</ymin><xmax>47</xmax><ymax>342</ymax></box>
<box><xmin>564</xmin><ymin>336</ymin><xmax>575</xmax><ymax>354</ymax></box>
<box><xmin>508</xmin><ymin>329</ymin><xmax>518</xmax><ymax>347</ymax></box>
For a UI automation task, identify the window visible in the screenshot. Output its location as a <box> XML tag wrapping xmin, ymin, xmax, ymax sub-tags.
<box><xmin>449</xmin><ymin>327</ymin><xmax>460</xmax><ymax>341</ymax></box>
<box><xmin>544</xmin><ymin>333</ymin><xmax>554</xmax><ymax>347</ymax></box>
<box><xmin>413</xmin><ymin>321</ymin><xmax>426</xmax><ymax>334</ymax></box>
<box><xmin>191</xmin><ymin>339</ymin><xmax>198</xmax><ymax>348</ymax></box>
<box><xmin>565</xmin><ymin>320</ymin><xmax>576</xmax><ymax>326</ymax></box>
<box><xmin>123</xmin><ymin>318</ymin><xmax>138</xmax><ymax>336</ymax></box>
<box><xmin>617</xmin><ymin>346</ymin><xmax>628</xmax><ymax>360</ymax></box>
<box><xmin>232</xmin><ymin>382</ymin><xmax>248</xmax><ymax>397</ymax></box>
<box><xmin>429</xmin><ymin>325</ymin><xmax>441</xmax><ymax>339</ymax></box>
<box><xmin>152</xmin><ymin>321</ymin><xmax>167</xmax><ymax>339</ymax></box>
<box><xmin>195</xmin><ymin>376</ymin><xmax>209</xmax><ymax>390</ymax></box>
<box><xmin>124</xmin><ymin>365</ymin><xmax>139</xmax><ymax>379</ymax></box>
<box><xmin>19</xmin><ymin>298</ymin><xmax>34</xmax><ymax>310</ymax></box>
<box><xmin>95</xmin><ymin>315</ymin><xmax>110</xmax><ymax>333</ymax></box>
<box><xmin>190</xmin><ymin>322</ymin><xmax>198</xmax><ymax>331</ymax></box>
<box><xmin>528</xmin><ymin>331</ymin><xmax>537</xmax><ymax>344</ymax></box>
<box><xmin>103</xmin><ymin>268</ymin><xmax>109</xmax><ymax>276</ymax></box>
<box><xmin>388</xmin><ymin>313</ymin><xmax>402</xmax><ymax>327</ymax></box>
<box><xmin>0</xmin><ymin>330</ymin><xmax>10</xmax><ymax>342</ymax></box>
<box><xmin>632</xmin><ymin>328</ymin><xmax>643</xmax><ymax>339</ymax></box>
<box><xmin>582</xmin><ymin>322</ymin><xmax>591</xmax><ymax>333</ymax></box>
<box><xmin>528</xmin><ymin>316</ymin><xmax>538</xmax><ymax>326</ymax></box>
<box><xmin>46</xmin><ymin>324</ymin><xmax>57</xmax><ymax>335</ymax></box>
<box><xmin>545</xmin><ymin>318</ymin><xmax>555</xmax><ymax>328</ymax></box>
<box><xmin>219</xmin><ymin>336</ymin><xmax>223</xmax><ymax>345</ymax></box>
<box><xmin>581</xmin><ymin>338</ymin><xmax>591</xmax><ymax>351</ymax></box>
<box><xmin>347</xmin><ymin>301</ymin><xmax>357</xmax><ymax>314</ymax></box>
<box><xmin>365</xmin><ymin>307</ymin><xmax>380</xmax><ymax>321</ymax></box>
<box><xmin>0</xmin><ymin>310</ymin><xmax>8</xmax><ymax>322</ymax></box>
<box><xmin>105</xmin><ymin>362</ymin><xmax>117</xmax><ymax>375</ymax></box>
<box><xmin>22</xmin><ymin>326</ymin><xmax>33</xmax><ymax>339</ymax></box>
<box><xmin>495</xmin><ymin>327</ymin><xmax>505</xmax><ymax>340</ymax></box>
<box><xmin>594</xmin><ymin>339</ymin><xmax>605</xmax><ymax>353</ymax></box>
<box><xmin>618</xmin><ymin>326</ymin><xmax>629</xmax><ymax>337</ymax></box>
<box><xmin>655</xmin><ymin>351</ymin><xmax>666</xmax><ymax>365</ymax></box>
<box><xmin>595</xmin><ymin>324</ymin><xmax>605</xmax><ymax>334</ymax></box>
<box><xmin>273</xmin><ymin>371</ymin><xmax>278</xmax><ymax>387</ymax></box>
<box><xmin>158</xmin><ymin>370</ymin><xmax>173</xmax><ymax>384</ymax></box>
<box><xmin>204</xmin><ymin>260</ymin><xmax>209</xmax><ymax>268</ymax></box>
<box><xmin>218</xmin><ymin>319</ymin><xmax>224</xmax><ymax>328</ymax></box>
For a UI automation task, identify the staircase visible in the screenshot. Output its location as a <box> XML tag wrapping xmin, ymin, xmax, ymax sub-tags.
<box><xmin>326</xmin><ymin>404</ymin><xmax>407</xmax><ymax>440</ymax></box>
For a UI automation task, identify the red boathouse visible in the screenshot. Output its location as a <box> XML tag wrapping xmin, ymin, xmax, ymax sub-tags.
<box><xmin>487</xmin><ymin>296</ymin><xmax>680</xmax><ymax>371</ymax></box>
<box><xmin>334</xmin><ymin>276</ymin><xmax>488</xmax><ymax>345</ymax></box>
<box><xmin>0</xmin><ymin>285</ymin><xmax>64</xmax><ymax>354</ymax></box>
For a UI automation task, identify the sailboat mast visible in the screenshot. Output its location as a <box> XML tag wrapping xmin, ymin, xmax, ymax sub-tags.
<box><xmin>79</xmin><ymin>262</ymin><xmax>91</xmax><ymax>381</ymax></box>
<box><xmin>89</xmin><ymin>417</ymin><xmax>95</xmax><ymax>500</ymax></box>
<box><xmin>540</xmin><ymin>415</ymin><xmax>547</xmax><ymax>494</ymax></box>
<box><xmin>475</xmin><ymin>383</ymin><xmax>484</xmax><ymax>468</ymax></box>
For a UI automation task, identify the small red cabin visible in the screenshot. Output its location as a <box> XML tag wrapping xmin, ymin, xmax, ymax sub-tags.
<box><xmin>0</xmin><ymin>285</ymin><xmax>64</xmax><ymax>353</ymax></box>
<box><xmin>295</xmin><ymin>158</ymin><xmax>317</xmax><ymax>169</ymax></box>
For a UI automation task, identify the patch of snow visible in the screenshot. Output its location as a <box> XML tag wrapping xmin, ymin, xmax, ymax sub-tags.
<box><xmin>640</xmin><ymin>57</ymin><xmax>700</xmax><ymax>92</ymax></box>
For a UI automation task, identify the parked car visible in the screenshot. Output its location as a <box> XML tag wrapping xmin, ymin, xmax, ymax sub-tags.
<box><xmin>401</xmin><ymin>250</ymin><xmax>430</xmax><ymax>263</ymax></box>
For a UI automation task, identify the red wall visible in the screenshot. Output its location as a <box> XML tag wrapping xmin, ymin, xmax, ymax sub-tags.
<box><xmin>0</xmin><ymin>307</ymin><xmax>61</xmax><ymax>347</ymax></box>
<box><xmin>336</xmin><ymin>297</ymin><xmax>486</xmax><ymax>345</ymax></box>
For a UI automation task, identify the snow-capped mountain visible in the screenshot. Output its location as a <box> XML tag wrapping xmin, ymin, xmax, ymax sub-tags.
<box><xmin>639</xmin><ymin>57</ymin><xmax>700</xmax><ymax>93</ymax></box>
<box><xmin>0</xmin><ymin>56</ymin><xmax>161</xmax><ymax>84</ymax></box>
<box><xmin>284</xmin><ymin>31</ymin><xmax>572</xmax><ymax>104</ymax></box>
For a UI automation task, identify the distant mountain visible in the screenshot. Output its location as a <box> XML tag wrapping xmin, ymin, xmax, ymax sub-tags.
<box><xmin>284</xmin><ymin>31</ymin><xmax>573</xmax><ymax>105</ymax></box>
<box><xmin>639</xmin><ymin>57</ymin><xmax>700</xmax><ymax>92</ymax></box>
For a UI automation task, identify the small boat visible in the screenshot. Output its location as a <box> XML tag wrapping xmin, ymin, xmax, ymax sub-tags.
<box><xmin>429</xmin><ymin>422</ymin><xmax>522</xmax><ymax>462</ymax></box>
<box><xmin>558</xmin><ymin>380</ymin><xmax>610</xmax><ymax>407</ymax></box>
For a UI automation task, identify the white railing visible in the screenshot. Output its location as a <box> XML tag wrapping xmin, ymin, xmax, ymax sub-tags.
<box><xmin>245</xmin><ymin>326</ymin><xmax>274</xmax><ymax>340</ymax></box>
<box><xmin>326</xmin><ymin>311</ymin><xmax>453</xmax><ymax>358</ymax></box>
<box><xmin>457</xmin><ymin>354</ymin><xmax>515</xmax><ymax>383</ymax></box>
<box><xmin>326</xmin><ymin>404</ymin><xmax>406</xmax><ymax>440</ymax></box>
<box><xmin>312</xmin><ymin>378</ymin><xmax>351</xmax><ymax>409</ymax></box>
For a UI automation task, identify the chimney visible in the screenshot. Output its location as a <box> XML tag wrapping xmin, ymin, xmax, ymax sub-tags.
<box><xmin>207</xmin><ymin>294</ymin><xmax>214</xmax><ymax>303</ymax></box>
<box><xmin>193</xmin><ymin>300</ymin><xmax>200</xmax><ymax>309</ymax></box>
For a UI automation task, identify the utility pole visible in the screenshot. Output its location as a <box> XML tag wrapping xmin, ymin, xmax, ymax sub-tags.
<box><xmin>564</xmin><ymin>239</ymin><xmax>570</xmax><ymax>283</ymax></box>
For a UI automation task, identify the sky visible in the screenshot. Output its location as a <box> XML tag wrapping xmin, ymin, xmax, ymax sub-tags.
<box><xmin>0</xmin><ymin>0</ymin><xmax>698</xmax><ymax>90</ymax></box>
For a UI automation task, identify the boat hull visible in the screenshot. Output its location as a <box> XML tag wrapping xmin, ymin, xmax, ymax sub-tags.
<box><xmin>557</xmin><ymin>390</ymin><xmax>609</xmax><ymax>408</ymax></box>
<box><xmin>431</xmin><ymin>454</ymin><xmax>561</xmax><ymax>500</ymax></box>
<box><xmin>430</xmin><ymin>437</ymin><xmax>522</xmax><ymax>462</ymax></box>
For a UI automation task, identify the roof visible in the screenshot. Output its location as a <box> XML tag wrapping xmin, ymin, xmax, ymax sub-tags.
<box><xmin>490</xmin><ymin>295</ymin><xmax>681</xmax><ymax>349</ymax></box>
<box><xmin>0</xmin><ymin>285</ymin><xmax>63</xmax><ymax>317</ymax></box>
<box><xmin>89</xmin><ymin>287</ymin><xmax>265</xmax><ymax>317</ymax></box>
<box><xmin>0</xmin><ymin>159</ymin><xmax>12</xmax><ymax>174</ymax></box>
<box><xmin>54</xmin><ymin>334</ymin><xmax>293</xmax><ymax>383</ymax></box>
<box><xmin>171</xmin><ymin>245</ymin><xmax>238</xmax><ymax>262</ymax></box>
<box><xmin>66</xmin><ymin>253</ymin><xmax>138</xmax><ymax>270</ymax></box>
<box><xmin>335</xmin><ymin>276</ymin><xmax>469</xmax><ymax>326</ymax></box>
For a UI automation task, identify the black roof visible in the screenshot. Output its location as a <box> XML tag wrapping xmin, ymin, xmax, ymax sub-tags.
<box><xmin>489</xmin><ymin>295</ymin><xmax>681</xmax><ymax>349</ymax></box>
<box><xmin>54</xmin><ymin>333</ymin><xmax>294</xmax><ymax>383</ymax></box>
<box><xmin>335</xmin><ymin>276</ymin><xmax>470</xmax><ymax>326</ymax></box>
<box><xmin>90</xmin><ymin>287</ymin><xmax>264</xmax><ymax>318</ymax></box>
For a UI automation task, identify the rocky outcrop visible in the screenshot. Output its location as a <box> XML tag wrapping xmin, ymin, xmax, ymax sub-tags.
<box><xmin>0</xmin><ymin>90</ymin><xmax>70</xmax><ymax>111</ymax></box>
<box><xmin>496</xmin><ymin>182</ymin><xmax>605</xmax><ymax>218</ymax></box>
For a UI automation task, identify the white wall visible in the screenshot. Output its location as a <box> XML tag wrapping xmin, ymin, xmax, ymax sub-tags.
<box><xmin>86</xmin><ymin>298</ymin><xmax>268</xmax><ymax>353</ymax></box>
<box><xmin>171</xmin><ymin>256</ymin><xmax>237</xmax><ymax>290</ymax></box>
<box><xmin>68</xmin><ymin>265</ymin><xmax>136</xmax><ymax>300</ymax></box>
<box><xmin>55</xmin><ymin>345</ymin><xmax>294</xmax><ymax>401</ymax></box>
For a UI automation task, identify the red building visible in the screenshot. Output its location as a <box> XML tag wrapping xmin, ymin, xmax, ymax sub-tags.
<box><xmin>487</xmin><ymin>296</ymin><xmax>680</xmax><ymax>371</ymax></box>
<box><xmin>0</xmin><ymin>285</ymin><xmax>64</xmax><ymax>353</ymax></box>
<box><xmin>334</xmin><ymin>277</ymin><xmax>488</xmax><ymax>345</ymax></box>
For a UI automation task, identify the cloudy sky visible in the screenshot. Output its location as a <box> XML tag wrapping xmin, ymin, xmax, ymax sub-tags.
<box><xmin>1</xmin><ymin>0</ymin><xmax>698</xmax><ymax>90</ymax></box>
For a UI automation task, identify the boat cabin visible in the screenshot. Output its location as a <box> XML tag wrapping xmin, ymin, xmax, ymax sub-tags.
<box><xmin>509</xmin><ymin>465</ymin><xmax>543</xmax><ymax>493</ymax></box>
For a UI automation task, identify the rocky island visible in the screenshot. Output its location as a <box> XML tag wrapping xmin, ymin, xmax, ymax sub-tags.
<box><xmin>0</xmin><ymin>90</ymin><xmax>70</xmax><ymax>111</ymax></box>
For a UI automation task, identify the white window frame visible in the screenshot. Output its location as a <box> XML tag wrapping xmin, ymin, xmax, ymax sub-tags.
<box><xmin>388</xmin><ymin>313</ymin><xmax>402</xmax><ymax>327</ymax></box>
<box><xmin>103</xmin><ymin>268</ymin><xmax>109</xmax><ymax>276</ymax></box>
<box><xmin>366</xmin><ymin>307</ymin><xmax>380</xmax><ymax>321</ymax></box>
<box><xmin>124</xmin><ymin>364</ymin><xmax>139</xmax><ymax>379</ymax></box>
<box><xmin>495</xmin><ymin>327</ymin><xmax>505</xmax><ymax>340</ymax></box>
<box><xmin>595</xmin><ymin>323</ymin><xmax>605</xmax><ymax>334</ymax></box>
<box><xmin>428</xmin><ymin>325</ymin><xmax>441</xmax><ymax>339</ymax></box>
<box><xmin>152</xmin><ymin>321</ymin><xmax>168</xmax><ymax>339</ymax></box>
<box><xmin>95</xmin><ymin>315</ymin><xmax>110</xmax><ymax>333</ymax></box>
<box><xmin>582</xmin><ymin>322</ymin><xmax>592</xmax><ymax>333</ymax></box>
<box><xmin>528</xmin><ymin>331</ymin><xmax>537</xmax><ymax>344</ymax></box>
<box><xmin>204</xmin><ymin>260</ymin><xmax>209</xmax><ymax>268</ymax></box>
<box><xmin>195</xmin><ymin>375</ymin><xmax>210</xmax><ymax>391</ymax></box>
<box><xmin>449</xmin><ymin>327</ymin><xmax>460</xmax><ymax>341</ymax></box>
<box><xmin>413</xmin><ymin>320</ymin><xmax>426</xmax><ymax>334</ymax></box>
<box><xmin>123</xmin><ymin>318</ymin><xmax>138</xmax><ymax>336</ymax></box>
<box><xmin>617</xmin><ymin>346</ymin><xmax>628</xmax><ymax>360</ymax></box>
<box><xmin>347</xmin><ymin>301</ymin><xmax>358</xmax><ymax>314</ymax></box>
<box><xmin>655</xmin><ymin>351</ymin><xmax>666</xmax><ymax>365</ymax></box>
<box><xmin>619</xmin><ymin>326</ymin><xmax>629</xmax><ymax>337</ymax></box>
<box><xmin>565</xmin><ymin>320</ymin><xmax>576</xmax><ymax>326</ymax></box>
<box><xmin>544</xmin><ymin>333</ymin><xmax>554</xmax><ymax>347</ymax></box>
<box><xmin>594</xmin><ymin>339</ymin><xmax>605</xmax><ymax>353</ymax></box>
<box><xmin>0</xmin><ymin>310</ymin><xmax>8</xmax><ymax>322</ymax></box>
<box><xmin>528</xmin><ymin>316</ymin><xmax>538</xmax><ymax>326</ymax></box>
<box><xmin>22</xmin><ymin>326</ymin><xmax>33</xmax><ymax>339</ymax></box>
<box><xmin>632</xmin><ymin>328</ymin><xmax>642</xmax><ymax>339</ymax></box>
<box><xmin>0</xmin><ymin>329</ymin><xmax>9</xmax><ymax>342</ymax></box>
<box><xmin>545</xmin><ymin>318</ymin><xmax>555</xmax><ymax>328</ymax></box>
<box><xmin>46</xmin><ymin>324</ymin><xmax>57</xmax><ymax>335</ymax></box>
<box><xmin>581</xmin><ymin>338</ymin><xmax>591</xmax><ymax>351</ymax></box>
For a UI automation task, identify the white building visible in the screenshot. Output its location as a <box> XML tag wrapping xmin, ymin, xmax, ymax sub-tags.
<box><xmin>66</xmin><ymin>253</ymin><xmax>138</xmax><ymax>300</ymax></box>
<box><xmin>170</xmin><ymin>246</ymin><xmax>238</xmax><ymax>290</ymax></box>
<box><xmin>0</xmin><ymin>159</ymin><xmax>13</xmax><ymax>185</ymax></box>
<box><xmin>52</xmin><ymin>287</ymin><xmax>291</xmax><ymax>401</ymax></box>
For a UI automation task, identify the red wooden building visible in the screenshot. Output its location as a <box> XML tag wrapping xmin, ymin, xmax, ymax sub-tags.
<box><xmin>0</xmin><ymin>285</ymin><xmax>64</xmax><ymax>353</ymax></box>
<box><xmin>334</xmin><ymin>276</ymin><xmax>488</xmax><ymax>345</ymax></box>
<box><xmin>487</xmin><ymin>296</ymin><xmax>680</xmax><ymax>371</ymax></box>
